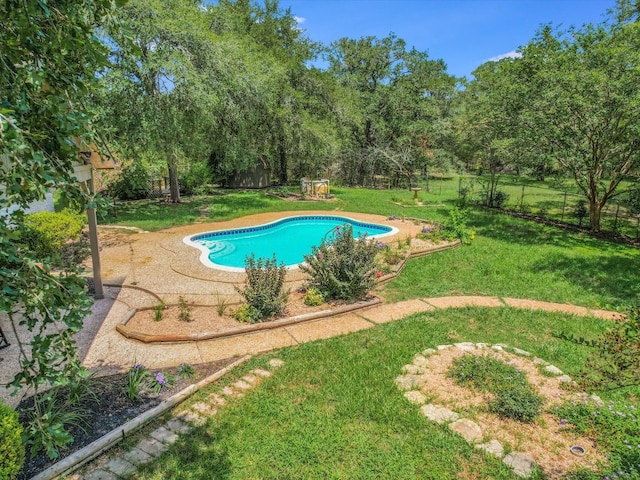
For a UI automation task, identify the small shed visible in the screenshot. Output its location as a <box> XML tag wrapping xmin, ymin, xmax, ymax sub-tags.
<box><xmin>230</xmin><ymin>156</ymin><xmax>272</xmax><ymax>189</ymax></box>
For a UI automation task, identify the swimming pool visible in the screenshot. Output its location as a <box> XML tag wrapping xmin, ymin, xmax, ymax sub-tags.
<box><xmin>184</xmin><ymin>215</ymin><xmax>398</xmax><ymax>271</ymax></box>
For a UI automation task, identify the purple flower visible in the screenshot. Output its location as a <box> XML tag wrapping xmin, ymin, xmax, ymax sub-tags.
<box><xmin>155</xmin><ymin>372</ymin><xmax>168</xmax><ymax>386</ymax></box>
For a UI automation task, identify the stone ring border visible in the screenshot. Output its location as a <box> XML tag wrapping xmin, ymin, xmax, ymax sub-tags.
<box><xmin>396</xmin><ymin>342</ymin><xmax>605</xmax><ymax>479</ymax></box>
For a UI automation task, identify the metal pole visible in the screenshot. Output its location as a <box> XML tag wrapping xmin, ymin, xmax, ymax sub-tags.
<box><xmin>520</xmin><ymin>185</ymin><xmax>525</xmax><ymax>212</ymax></box>
<box><xmin>561</xmin><ymin>191</ymin><xmax>568</xmax><ymax>222</ymax></box>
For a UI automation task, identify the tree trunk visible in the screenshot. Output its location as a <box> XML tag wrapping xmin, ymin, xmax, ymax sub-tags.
<box><xmin>589</xmin><ymin>199</ymin><xmax>602</xmax><ymax>231</ymax></box>
<box><xmin>278</xmin><ymin>134</ymin><xmax>288</xmax><ymax>184</ymax></box>
<box><xmin>168</xmin><ymin>152</ymin><xmax>181</xmax><ymax>203</ymax></box>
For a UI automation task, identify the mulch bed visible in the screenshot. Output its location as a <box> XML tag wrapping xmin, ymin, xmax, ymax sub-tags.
<box><xmin>17</xmin><ymin>357</ymin><xmax>237</xmax><ymax>479</ymax></box>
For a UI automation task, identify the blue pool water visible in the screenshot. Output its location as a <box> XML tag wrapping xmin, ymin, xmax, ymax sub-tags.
<box><xmin>184</xmin><ymin>215</ymin><xmax>397</xmax><ymax>271</ymax></box>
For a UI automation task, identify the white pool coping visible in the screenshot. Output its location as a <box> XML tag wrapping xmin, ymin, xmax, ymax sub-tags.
<box><xmin>183</xmin><ymin>214</ymin><xmax>399</xmax><ymax>272</ymax></box>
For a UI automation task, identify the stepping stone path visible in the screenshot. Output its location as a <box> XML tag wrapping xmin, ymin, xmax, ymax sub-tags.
<box><xmin>395</xmin><ymin>342</ymin><xmax>581</xmax><ymax>479</ymax></box>
<box><xmin>79</xmin><ymin>359</ymin><xmax>285</xmax><ymax>479</ymax></box>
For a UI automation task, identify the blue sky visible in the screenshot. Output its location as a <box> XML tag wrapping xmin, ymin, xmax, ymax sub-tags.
<box><xmin>280</xmin><ymin>0</ymin><xmax>616</xmax><ymax>78</ymax></box>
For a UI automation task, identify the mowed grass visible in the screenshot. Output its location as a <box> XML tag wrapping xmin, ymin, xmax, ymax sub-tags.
<box><xmin>100</xmin><ymin>187</ymin><xmax>640</xmax><ymax>309</ymax></box>
<box><xmin>104</xmin><ymin>187</ymin><xmax>639</xmax><ymax>479</ymax></box>
<box><xmin>382</xmin><ymin>209</ymin><xmax>640</xmax><ymax>309</ymax></box>
<box><xmin>132</xmin><ymin>307</ymin><xmax>624</xmax><ymax>480</ymax></box>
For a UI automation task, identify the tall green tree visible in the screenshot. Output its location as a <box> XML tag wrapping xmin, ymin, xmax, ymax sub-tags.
<box><xmin>457</xmin><ymin>59</ymin><xmax>524</xmax><ymax>207</ymax></box>
<box><xmin>514</xmin><ymin>20</ymin><xmax>640</xmax><ymax>230</ymax></box>
<box><xmin>208</xmin><ymin>0</ymin><xmax>335</xmax><ymax>184</ymax></box>
<box><xmin>0</xmin><ymin>0</ymin><xmax>121</xmax><ymax>450</ymax></box>
<box><xmin>326</xmin><ymin>33</ymin><xmax>455</xmax><ymax>186</ymax></box>
<box><xmin>100</xmin><ymin>0</ymin><xmax>225</xmax><ymax>203</ymax></box>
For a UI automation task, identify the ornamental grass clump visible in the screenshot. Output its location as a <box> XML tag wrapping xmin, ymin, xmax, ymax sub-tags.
<box><xmin>448</xmin><ymin>354</ymin><xmax>544</xmax><ymax>422</ymax></box>
<box><xmin>236</xmin><ymin>254</ymin><xmax>288</xmax><ymax>321</ymax></box>
<box><xmin>300</xmin><ymin>224</ymin><xmax>377</xmax><ymax>301</ymax></box>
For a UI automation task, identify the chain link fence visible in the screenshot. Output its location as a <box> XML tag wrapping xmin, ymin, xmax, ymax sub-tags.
<box><xmin>457</xmin><ymin>176</ymin><xmax>640</xmax><ymax>240</ymax></box>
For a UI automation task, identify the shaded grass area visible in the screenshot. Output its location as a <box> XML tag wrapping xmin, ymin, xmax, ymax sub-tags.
<box><xmin>100</xmin><ymin>191</ymin><xmax>335</xmax><ymax>231</ymax></box>
<box><xmin>132</xmin><ymin>307</ymin><xmax>634</xmax><ymax>480</ymax></box>
<box><xmin>382</xmin><ymin>209</ymin><xmax>639</xmax><ymax>309</ymax></box>
<box><xmin>98</xmin><ymin>186</ymin><xmax>458</xmax><ymax>231</ymax></box>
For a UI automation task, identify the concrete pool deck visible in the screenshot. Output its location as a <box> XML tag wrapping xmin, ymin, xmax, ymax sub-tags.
<box><xmin>0</xmin><ymin>210</ymin><xmax>623</xmax><ymax>408</ymax></box>
<box><xmin>97</xmin><ymin>211</ymin><xmax>423</xmax><ymax>305</ymax></box>
<box><xmin>0</xmin><ymin>211</ymin><xmax>424</xmax><ymax>406</ymax></box>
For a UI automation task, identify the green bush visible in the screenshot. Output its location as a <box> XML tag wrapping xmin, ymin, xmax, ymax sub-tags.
<box><xmin>448</xmin><ymin>354</ymin><xmax>544</xmax><ymax>423</ymax></box>
<box><xmin>23</xmin><ymin>209</ymin><xmax>86</xmax><ymax>260</ymax></box>
<box><xmin>560</xmin><ymin>304</ymin><xmax>640</xmax><ymax>391</ymax></box>
<box><xmin>300</xmin><ymin>224</ymin><xmax>377</xmax><ymax>301</ymax></box>
<box><xmin>493</xmin><ymin>191</ymin><xmax>509</xmax><ymax>209</ymax></box>
<box><xmin>490</xmin><ymin>388</ymin><xmax>544</xmax><ymax>423</ymax></box>
<box><xmin>112</xmin><ymin>161</ymin><xmax>149</xmax><ymax>200</ymax></box>
<box><xmin>236</xmin><ymin>254</ymin><xmax>288</xmax><ymax>321</ymax></box>
<box><xmin>442</xmin><ymin>207</ymin><xmax>475</xmax><ymax>244</ymax></box>
<box><xmin>303</xmin><ymin>288</ymin><xmax>324</xmax><ymax>306</ymax></box>
<box><xmin>574</xmin><ymin>199</ymin><xmax>588</xmax><ymax>226</ymax></box>
<box><xmin>23</xmin><ymin>390</ymin><xmax>88</xmax><ymax>460</ymax></box>
<box><xmin>0</xmin><ymin>402</ymin><xmax>25</xmax><ymax>480</ymax></box>
<box><xmin>233</xmin><ymin>304</ymin><xmax>260</xmax><ymax>323</ymax></box>
<box><xmin>181</xmin><ymin>161</ymin><xmax>212</xmax><ymax>196</ymax></box>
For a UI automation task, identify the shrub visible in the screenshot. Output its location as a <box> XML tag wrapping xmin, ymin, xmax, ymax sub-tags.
<box><xmin>490</xmin><ymin>388</ymin><xmax>544</xmax><ymax>423</ymax></box>
<box><xmin>382</xmin><ymin>248</ymin><xmax>405</xmax><ymax>266</ymax></box>
<box><xmin>112</xmin><ymin>160</ymin><xmax>149</xmax><ymax>200</ymax></box>
<box><xmin>493</xmin><ymin>190</ymin><xmax>509</xmax><ymax>209</ymax></box>
<box><xmin>574</xmin><ymin>200</ymin><xmax>588</xmax><ymax>226</ymax></box>
<box><xmin>442</xmin><ymin>207</ymin><xmax>475</xmax><ymax>244</ymax></box>
<box><xmin>558</xmin><ymin>304</ymin><xmax>640</xmax><ymax>391</ymax></box>
<box><xmin>23</xmin><ymin>390</ymin><xmax>89</xmax><ymax>459</ymax></box>
<box><xmin>236</xmin><ymin>254</ymin><xmax>288</xmax><ymax>320</ymax></box>
<box><xmin>23</xmin><ymin>209</ymin><xmax>86</xmax><ymax>260</ymax></box>
<box><xmin>177</xmin><ymin>363</ymin><xmax>196</xmax><ymax>379</ymax></box>
<box><xmin>153</xmin><ymin>302</ymin><xmax>166</xmax><ymax>322</ymax></box>
<box><xmin>0</xmin><ymin>401</ymin><xmax>25</xmax><ymax>479</ymax></box>
<box><xmin>181</xmin><ymin>161</ymin><xmax>212</xmax><ymax>196</ymax></box>
<box><xmin>124</xmin><ymin>363</ymin><xmax>149</xmax><ymax>402</ymax></box>
<box><xmin>177</xmin><ymin>296</ymin><xmax>193</xmax><ymax>322</ymax></box>
<box><xmin>233</xmin><ymin>304</ymin><xmax>260</xmax><ymax>323</ymax></box>
<box><xmin>300</xmin><ymin>224</ymin><xmax>377</xmax><ymax>301</ymax></box>
<box><xmin>448</xmin><ymin>354</ymin><xmax>544</xmax><ymax>423</ymax></box>
<box><xmin>303</xmin><ymin>288</ymin><xmax>324</xmax><ymax>306</ymax></box>
<box><xmin>149</xmin><ymin>371</ymin><xmax>173</xmax><ymax>393</ymax></box>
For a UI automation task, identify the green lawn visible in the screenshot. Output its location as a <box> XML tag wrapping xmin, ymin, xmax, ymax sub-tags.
<box><xmin>133</xmin><ymin>307</ymin><xmax>637</xmax><ymax>480</ymax></box>
<box><xmin>100</xmin><ymin>187</ymin><xmax>639</xmax><ymax>309</ymax></box>
<box><xmin>382</xmin><ymin>209</ymin><xmax>639</xmax><ymax>309</ymax></box>
<box><xmin>103</xmin><ymin>187</ymin><xmax>639</xmax><ymax>479</ymax></box>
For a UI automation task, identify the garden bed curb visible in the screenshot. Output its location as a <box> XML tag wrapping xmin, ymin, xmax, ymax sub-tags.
<box><xmin>116</xmin><ymin>238</ymin><xmax>461</xmax><ymax>343</ymax></box>
<box><xmin>116</xmin><ymin>297</ymin><xmax>382</xmax><ymax>343</ymax></box>
<box><xmin>30</xmin><ymin>355</ymin><xmax>250</xmax><ymax>480</ymax></box>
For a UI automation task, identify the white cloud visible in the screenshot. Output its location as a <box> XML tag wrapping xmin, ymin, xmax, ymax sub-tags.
<box><xmin>487</xmin><ymin>50</ymin><xmax>522</xmax><ymax>62</ymax></box>
<box><xmin>294</xmin><ymin>16</ymin><xmax>306</xmax><ymax>25</ymax></box>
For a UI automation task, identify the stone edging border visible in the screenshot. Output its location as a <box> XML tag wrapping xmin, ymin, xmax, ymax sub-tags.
<box><xmin>30</xmin><ymin>355</ymin><xmax>251</xmax><ymax>480</ymax></box>
<box><xmin>396</xmin><ymin>342</ymin><xmax>604</xmax><ymax>479</ymax></box>
<box><xmin>116</xmin><ymin>297</ymin><xmax>382</xmax><ymax>343</ymax></box>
